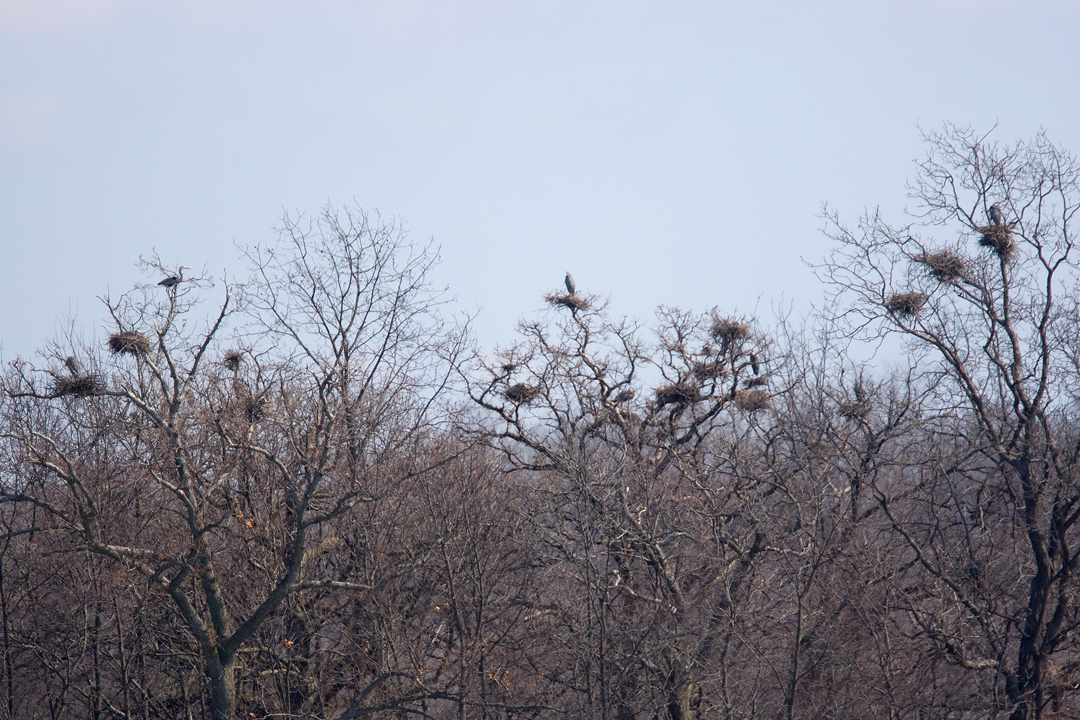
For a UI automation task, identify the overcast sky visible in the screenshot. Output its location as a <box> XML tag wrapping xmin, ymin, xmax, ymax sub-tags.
<box><xmin>2</xmin><ymin>0</ymin><xmax>1078</xmax><ymax>361</ymax></box>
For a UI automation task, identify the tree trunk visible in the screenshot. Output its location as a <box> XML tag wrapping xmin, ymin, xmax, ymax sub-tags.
<box><xmin>207</xmin><ymin>655</ymin><xmax>236</xmax><ymax>720</ymax></box>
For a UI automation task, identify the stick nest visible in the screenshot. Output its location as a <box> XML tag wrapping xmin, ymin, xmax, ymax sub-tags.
<box><xmin>710</xmin><ymin>317</ymin><xmax>750</xmax><ymax>346</ymax></box>
<box><xmin>914</xmin><ymin>251</ymin><xmax>966</xmax><ymax>283</ymax></box>
<box><xmin>734</xmin><ymin>389</ymin><xmax>770</xmax><ymax>412</ymax></box>
<box><xmin>655</xmin><ymin>382</ymin><xmax>699</xmax><ymax>406</ymax></box>
<box><xmin>545</xmin><ymin>293</ymin><xmax>590</xmax><ymax>312</ymax></box>
<box><xmin>840</xmin><ymin>401</ymin><xmax>870</xmax><ymax>421</ymax></box>
<box><xmin>885</xmin><ymin>292</ymin><xmax>927</xmax><ymax>318</ymax></box>
<box><xmin>241</xmin><ymin>395</ymin><xmax>270</xmax><ymax>422</ymax></box>
<box><xmin>743</xmin><ymin>375</ymin><xmax>769</xmax><ymax>389</ymax></box>
<box><xmin>108</xmin><ymin>331</ymin><xmax>151</xmax><ymax>355</ymax></box>
<box><xmin>53</xmin><ymin>375</ymin><xmax>103</xmax><ymax>398</ymax></box>
<box><xmin>975</xmin><ymin>225</ymin><xmax>1015</xmax><ymax>259</ymax></box>
<box><xmin>692</xmin><ymin>361</ymin><xmax>728</xmax><ymax>381</ymax></box>
<box><xmin>223</xmin><ymin>350</ymin><xmax>242</xmax><ymax>372</ymax></box>
<box><xmin>504</xmin><ymin>383</ymin><xmax>541</xmax><ymax>404</ymax></box>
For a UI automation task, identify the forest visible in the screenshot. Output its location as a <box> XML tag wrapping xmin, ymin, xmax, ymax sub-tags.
<box><xmin>2</xmin><ymin>127</ymin><xmax>1079</xmax><ymax>720</ymax></box>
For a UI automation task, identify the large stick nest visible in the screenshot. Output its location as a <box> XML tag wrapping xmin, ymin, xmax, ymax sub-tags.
<box><xmin>108</xmin><ymin>331</ymin><xmax>151</xmax><ymax>356</ymax></box>
<box><xmin>655</xmin><ymin>382</ymin><xmax>700</xmax><ymax>406</ymax></box>
<box><xmin>223</xmin><ymin>350</ymin><xmax>242</xmax><ymax>372</ymax></box>
<box><xmin>241</xmin><ymin>395</ymin><xmax>270</xmax><ymax>422</ymax></box>
<box><xmin>692</xmin><ymin>361</ymin><xmax>728</xmax><ymax>381</ymax></box>
<box><xmin>914</xmin><ymin>251</ymin><xmax>966</xmax><ymax>283</ymax></box>
<box><xmin>710</xmin><ymin>317</ymin><xmax>750</xmax><ymax>346</ymax></box>
<box><xmin>743</xmin><ymin>375</ymin><xmax>769</xmax><ymax>389</ymax></box>
<box><xmin>545</xmin><ymin>293</ymin><xmax>590</xmax><ymax>312</ymax></box>
<box><xmin>53</xmin><ymin>375</ymin><xmax>103</xmax><ymax>398</ymax></box>
<box><xmin>504</xmin><ymin>383</ymin><xmax>541</xmax><ymax>404</ymax></box>
<box><xmin>975</xmin><ymin>225</ymin><xmax>1015</xmax><ymax>259</ymax></box>
<box><xmin>734</xmin><ymin>389</ymin><xmax>770</xmax><ymax>412</ymax></box>
<box><xmin>840</xmin><ymin>400</ymin><xmax>871</xmax><ymax>421</ymax></box>
<box><xmin>885</xmin><ymin>292</ymin><xmax>928</xmax><ymax>319</ymax></box>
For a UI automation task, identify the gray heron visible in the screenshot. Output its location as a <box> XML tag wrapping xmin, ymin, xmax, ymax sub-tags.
<box><xmin>750</xmin><ymin>353</ymin><xmax>760</xmax><ymax>375</ymax></box>
<box><xmin>564</xmin><ymin>271</ymin><xmax>576</xmax><ymax>295</ymax></box>
<box><xmin>988</xmin><ymin>204</ymin><xmax>1005</xmax><ymax>226</ymax></box>
<box><xmin>159</xmin><ymin>266</ymin><xmax>190</xmax><ymax>289</ymax></box>
<box><xmin>64</xmin><ymin>356</ymin><xmax>80</xmax><ymax>375</ymax></box>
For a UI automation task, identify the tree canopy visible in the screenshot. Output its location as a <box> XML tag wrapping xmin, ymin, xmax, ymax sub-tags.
<box><xmin>3</xmin><ymin>128</ymin><xmax>1080</xmax><ymax>720</ymax></box>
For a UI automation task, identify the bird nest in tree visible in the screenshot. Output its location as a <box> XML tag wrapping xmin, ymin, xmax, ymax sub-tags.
<box><xmin>885</xmin><ymin>292</ymin><xmax>927</xmax><ymax>318</ymax></box>
<box><xmin>914</xmin><ymin>251</ymin><xmax>966</xmax><ymax>283</ymax></box>
<box><xmin>108</xmin><ymin>331</ymin><xmax>151</xmax><ymax>355</ymax></box>
<box><xmin>743</xmin><ymin>375</ymin><xmax>769</xmax><ymax>389</ymax></box>
<box><xmin>223</xmin><ymin>350</ymin><xmax>242</xmax><ymax>372</ymax></box>
<box><xmin>655</xmin><ymin>382</ymin><xmax>699</xmax><ymax>406</ymax></box>
<box><xmin>241</xmin><ymin>395</ymin><xmax>269</xmax><ymax>422</ymax></box>
<box><xmin>53</xmin><ymin>375</ymin><xmax>102</xmax><ymax>398</ymax></box>
<box><xmin>975</xmin><ymin>225</ymin><xmax>1015</xmax><ymax>258</ymax></box>
<box><xmin>840</xmin><ymin>401</ymin><xmax>870</xmax><ymax>421</ymax></box>
<box><xmin>545</xmin><ymin>292</ymin><xmax>590</xmax><ymax>313</ymax></box>
<box><xmin>734</xmin><ymin>389</ymin><xmax>770</xmax><ymax>412</ymax></box>
<box><xmin>710</xmin><ymin>317</ymin><xmax>750</xmax><ymax>346</ymax></box>
<box><xmin>504</xmin><ymin>383</ymin><xmax>541</xmax><ymax>404</ymax></box>
<box><xmin>692</xmin><ymin>361</ymin><xmax>728</xmax><ymax>381</ymax></box>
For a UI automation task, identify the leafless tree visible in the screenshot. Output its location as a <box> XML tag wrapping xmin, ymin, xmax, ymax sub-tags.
<box><xmin>7</xmin><ymin>134</ymin><xmax>1080</xmax><ymax>720</ymax></box>
<box><xmin>818</xmin><ymin>124</ymin><xmax>1080</xmax><ymax>719</ymax></box>
<box><xmin>464</xmin><ymin>293</ymin><xmax>783</xmax><ymax>720</ymax></box>
<box><xmin>0</xmin><ymin>205</ymin><xmax>470</xmax><ymax>720</ymax></box>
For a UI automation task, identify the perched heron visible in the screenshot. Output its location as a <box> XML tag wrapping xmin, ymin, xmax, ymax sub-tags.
<box><xmin>158</xmin><ymin>266</ymin><xmax>190</xmax><ymax>289</ymax></box>
<box><xmin>564</xmin><ymin>271</ymin><xmax>576</xmax><ymax>295</ymax></box>
<box><xmin>64</xmin><ymin>356</ymin><xmax>80</xmax><ymax>375</ymax></box>
<box><xmin>614</xmin><ymin>388</ymin><xmax>635</xmax><ymax>403</ymax></box>
<box><xmin>854</xmin><ymin>378</ymin><xmax>866</xmax><ymax>403</ymax></box>
<box><xmin>988</xmin><ymin>204</ymin><xmax>1005</xmax><ymax>226</ymax></box>
<box><xmin>749</xmin><ymin>353</ymin><xmax>760</xmax><ymax>376</ymax></box>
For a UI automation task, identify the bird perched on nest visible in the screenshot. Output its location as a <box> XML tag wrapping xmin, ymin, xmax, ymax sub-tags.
<box><xmin>564</xmin><ymin>271</ymin><xmax>576</xmax><ymax>295</ymax></box>
<box><xmin>158</xmin><ymin>266</ymin><xmax>190</xmax><ymax>289</ymax></box>
<box><xmin>64</xmin><ymin>356</ymin><xmax>80</xmax><ymax>375</ymax></box>
<box><xmin>988</xmin><ymin>204</ymin><xmax>1005</xmax><ymax>226</ymax></box>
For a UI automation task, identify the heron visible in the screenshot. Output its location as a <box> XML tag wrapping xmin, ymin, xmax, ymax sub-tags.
<box><xmin>64</xmin><ymin>356</ymin><xmax>80</xmax><ymax>375</ymax></box>
<box><xmin>749</xmin><ymin>353</ymin><xmax>760</xmax><ymax>376</ymax></box>
<box><xmin>564</xmin><ymin>271</ymin><xmax>576</xmax><ymax>295</ymax></box>
<box><xmin>158</xmin><ymin>266</ymin><xmax>190</xmax><ymax>289</ymax></box>
<box><xmin>614</xmin><ymin>388</ymin><xmax>635</xmax><ymax>403</ymax></box>
<box><xmin>988</xmin><ymin>204</ymin><xmax>1005</xmax><ymax>226</ymax></box>
<box><xmin>854</xmin><ymin>378</ymin><xmax>866</xmax><ymax>403</ymax></box>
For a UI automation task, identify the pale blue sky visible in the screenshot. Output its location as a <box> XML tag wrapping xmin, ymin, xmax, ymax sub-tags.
<box><xmin>2</xmin><ymin>0</ymin><xmax>1078</xmax><ymax>359</ymax></box>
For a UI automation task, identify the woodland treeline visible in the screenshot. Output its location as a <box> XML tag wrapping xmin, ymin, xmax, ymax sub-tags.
<box><xmin>2</xmin><ymin>127</ymin><xmax>1080</xmax><ymax>720</ymax></box>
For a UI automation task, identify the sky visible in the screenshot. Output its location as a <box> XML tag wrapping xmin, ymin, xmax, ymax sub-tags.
<box><xmin>2</xmin><ymin>0</ymin><xmax>1078</xmax><ymax>362</ymax></box>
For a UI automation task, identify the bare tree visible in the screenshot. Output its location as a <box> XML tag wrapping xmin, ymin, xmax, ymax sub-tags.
<box><xmin>0</xmin><ymin>205</ymin><xmax>469</xmax><ymax>720</ymax></box>
<box><xmin>819</xmin><ymin>125</ymin><xmax>1080</xmax><ymax>719</ymax></box>
<box><xmin>464</xmin><ymin>293</ymin><xmax>781</xmax><ymax>720</ymax></box>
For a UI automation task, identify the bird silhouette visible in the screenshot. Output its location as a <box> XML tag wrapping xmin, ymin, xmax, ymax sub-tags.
<box><xmin>988</xmin><ymin>204</ymin><xmax>1005</xmax><ymax>226</ymax></box>
<box><xmin>159</xmin><ymin>266</ymin><xmax>190</xmax><ymax>289</ymax></box>
<box><xmin>564</xmin><ymin>271</ymin><xmax>576</xmax><ymax>295</ymax></box>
